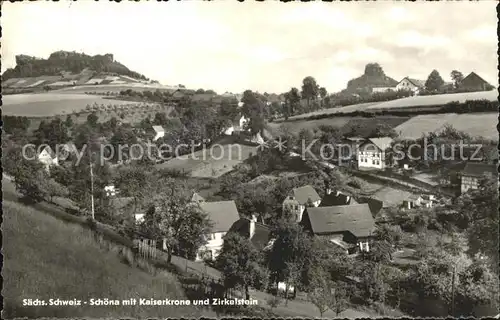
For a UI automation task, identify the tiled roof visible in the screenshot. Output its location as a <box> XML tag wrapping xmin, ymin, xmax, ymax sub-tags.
<box><xmin>321</xmin><ymin>192</ymin><xmax>358</xmax><ymax>207</ymax></box>
<box><xmin>462</xmin><ymin>162</ymin><xmax>497</xmax><ymax>177</ymax></box>
<box><xmin>305</xmin><ymin>203</ymin><xmax>375</xmax><ymax>238</ymax></box>
<box><xmin>228</xmin><ymin>218</ymin><xmax>271</xmax><ymax>250</ymax></box>
<box><xmin>407</xmin><ymin>78</ymin><xmax>425</xmax><ymax>87</ymax></box>
<box><xmin>291</xmin><ymin>185</ymin><xmax>321</xmax><ymax>205</ymax></box>
<box><xmin>199</xmin><ymin>201</ymin><xmax>240</xmax><ymax>233</ymax></box>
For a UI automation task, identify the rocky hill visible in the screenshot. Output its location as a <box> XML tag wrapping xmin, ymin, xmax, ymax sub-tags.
<box><xmin>345</xmin><ymin>63</ymin><xmax>398</xmax><ymax>93</ymax></box>
<box><xmin>2</xmin><ymin>51</ymin><xmax>148</xmax><ymax>82</ymax></box>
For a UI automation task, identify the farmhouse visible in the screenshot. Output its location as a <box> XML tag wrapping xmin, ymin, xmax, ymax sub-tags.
<box><xmin>282</xmin><ymin>185</ymin><xmax>321</xmax><ymax>222</ymax></box>
<box><xmin>396</xmin><ymin>77</ymin><xmax>425</xmax><ymax>95</ymax></box>
<box><xmin>301</xmin><ymin>203</ymin><xmax>375</xmax><ymax>254</ymax></box>
<box><xmin>372</xmin><ymin>86</ymin><xmax>396</xmax><ymax>93</ymax></box>
<box><xmin>460</xmin><ymin>162</ymin><xmax>497</xmax><ymax>194</ymax></box>
<box><xmin>320</xmin><ymin>189</ymin><xmax>358</xmax><ymax>207</ymax></box>
<box><xmin>357</xmin><ymin>137</ymin><xmax>393</xmax><ymax>170</ymax></box>
<box><xmin>227</xmin><ymin>214</ymin><xmax>272</xmax><ymax>250</ymax></box>
<box><xmin>223</xmin><ymin>114</ymin><xmax>248</xmax><ymax>136</ymax></box>
<box><xmin>38</xmin><ymin>146</ymin><xmax>59</xmax><ymax>171</ymax></box>
<box><xmin>340</xmin><ymin>137</ymin><xmax>365</xmax><ymax>163</ymax></box>
<box><xmin>402</xmin><ymin>195</ymin><xmax>423</xmax><ymax>210</ymax></box>
<box><xmin>460</xmin><ymin>72</ymin><xmax>493</xmax><ymax>92</ymax></box>
<box><xmin>196</xmin><ymin>200</ymin><xmax>241</xmax><ymax>261</ymax></box>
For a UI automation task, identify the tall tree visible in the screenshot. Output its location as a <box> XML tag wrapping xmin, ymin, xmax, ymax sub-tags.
<box><xmin>139</xmin><ymin>179</ymin><xmax>213</xmax><ymax>262</ymax></box>
<box><xmin>241</xmin><ymin>90</ymin><xmax>267</xmax><ymax>135</ymax></box>
<box><xmin>450</xmin><ymin>70</ymin><xmax>464</xmax><ymax>89</ymax></box>
<box><xmin>319</xmin><ymin>87</ymin><xmax>328</xmax><ymax>108</ymax></box>
<box><xmin>216</xmin><ymin>233</ymin><xmax>269</xmax><ymax>299</ymax></box>
<box><xmin>301</xmin><ymin>76</ymin><xmax>319</xmax><ymax>112</ymax></box>
<box><xmin>425</xmin><ymin>69</ymin><xmax>445</xmax><ymax>92</ymax></box>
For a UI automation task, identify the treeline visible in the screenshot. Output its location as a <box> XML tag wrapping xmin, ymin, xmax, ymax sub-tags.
<box><xmin>330</xmin><ymin>89</ymin><xmax>414</xmax><ymax>107</ymax></box>
<box><xmin>283</xmin><ymin>99</ymin><xmax>499</xmax><ymax>123</ymax></box>
<box><xmin>3</xmin><ymin>115</ymin><xmax>31</xmax><ymax>134</ymax></box>
<box><xmin>2</xmin><ymin>51</ymin><xmax>148</xmax><ymax>80</ymax></box>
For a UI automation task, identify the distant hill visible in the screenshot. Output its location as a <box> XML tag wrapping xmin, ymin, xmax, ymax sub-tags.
<box><xmin>345</xmin><ymin>63</ymin><xmax>399</xmax><ymax>93</ymax></box>
<box><xmin>3</xmin><ymin>51</ymin><xmax>148</xmax><ymax>81</ymax></box>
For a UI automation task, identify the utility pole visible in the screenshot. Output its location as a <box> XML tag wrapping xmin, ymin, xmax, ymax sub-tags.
<box><xmin>90</xmin><ymin>160</ymin><xmax>95</xmax><ymax>220</ymax></box>
<box><xmin>451</xmin><ymin>264</ymin><xmax>456</xmax><ymax>317</ymax></box>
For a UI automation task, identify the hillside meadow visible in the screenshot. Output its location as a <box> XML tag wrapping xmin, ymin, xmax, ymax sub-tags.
<box><xmin>2</xmin><ymin>200</ymin><xmax>215</xmax><ymax>319</ymax></box>
<box><xmin>394</xmin><ymin>112</ymin><xmax>498</xmax><ymax>140</ymax></box>
<box><xmin>52</xmin><ymin>83</ymin><xmax>179</xmax><ymax>94</ymax></box>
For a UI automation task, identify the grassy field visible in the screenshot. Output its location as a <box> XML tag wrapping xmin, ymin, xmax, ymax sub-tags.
<box><xmin>366</xmin><ymin>89</ymin><xmax>497</xmax><ymax>110</ymax></box>
<box><xmin>2</xmin><ymin>92</ymin><xmax>143</xmax><ymax>117</ymax></box>
<box><xmin>268</xmin><ymin>116</ymin><xmax>409</xmax><ymax>137</ymax></box>
<box><xmin>2</xmin><ymin>200</ymin><xmax>214</xmax><ymax>319</ymax></box>
<box><xmin>286</xmin><ymin>102</ymin><xmax>381</xmax><ymax>120</ymax></box>
<box><xmin>52</xmin><ymin>83</ymin><xmax>179</xmax><ymax>94</ymax></box>
<box><xmin>155</xmin><ymin>141</ymin><xmax>258</xmax><ymax>178</ymax></box>
<box><xmin>394</xmin><ymin>112</ymin><xmax>498</xmax><ymax>140</ymax></box>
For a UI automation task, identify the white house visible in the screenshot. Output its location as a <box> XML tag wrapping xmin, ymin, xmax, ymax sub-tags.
<box><xmin>104</xmin><ymin>185</ymin><xmax>119</xmax><ymax>197</ymax></box>
<box><xmin>357</xmin><ymin>137</ymin><xmax>394</xmax><ymax>170</ymax></box>
<box><xmin>223</xmin><ymin>114</ymin><xmax>248</xmax><ymax>136</ymax></box>
<box><xmin>152</xmin><ymin>125</ymin><xmax>165</xmax><ymax>141</ymax></box>
<box><xmin>460</xmin><ymin>162</ymin><xmax>497</xmax><ymax>194</ymax></box>
<box><xmin>282</xmin><ymin>185</ymin><xmax>321</xmax><ymax>223</ymax></box>
<box><xmin>38</xmin><ymin>146</ymin><xmax>58</xmax><ymax>171</ymax></box>
<box><xmin>195</xmin><ymin>200</ymin><xmax>241</xmax><ymax>261</ymax></box>
<box><xmin>396</xmin><ymin>77</ymin><xmax>425</xmax><ymax>95</ymax></box>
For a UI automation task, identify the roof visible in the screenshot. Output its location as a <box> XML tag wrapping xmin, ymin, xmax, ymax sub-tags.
<box><xmin>152</xmin><ymin>125</ymin><xmax>165</xmax><ymax>133</ymax></box>
<box><xmin>199</xmin><ymin>201</ymin><xmax>240</xmax><ymax>233</ymax></box>
<box><xmin>357</xmin><ymin>197</ymin><xmax>383</xmax><ymax>216</ymax></box>
<box><xmin>39</xmin><ymin>145</ymin><xmax>56</xmax><ymax>159</ymax></box>
<box><xmin>228</xmin><ymin>218</ymin><xmax>271</xmax><ymax>250</ymax></box>
<box><xmin>462</xmin><ymin>162</ymin><xmax>497</xmax><ymax>177</ymax></box>
<box><xmin>360</xmin><ymin>137</ymin><xmax>394</xmax><ymax>151</ymax></box>
<box><xmin>399</xmin><ymin>77</ymin><xmax>425</xmax><ymax>87</ymax></box>
<box><xmin>191</xmin><ymin>93</ymin><xmax>217</xmax><ymax>102</ymax></box>
<box><xmin>462</xmin><ymin>72</ymin><xmax>490</xmax><ymax>86</ymax></box>
<box><xmin>305</xmin><ymin>204</ymin><xmax>375</xmax><ymax>238</ymax></box>
<box><xmin>191</xmin><ymin>192</ymin><xmax>206</xmax><ymax>202</ymax></box>
<box><xmin>407</xmin><ymin>194</ymin><xmax>422</xmax><ymax>201</ymax></box>
<box><xmin>321</xmin><ymin>192</ymin><xmax>358</xmax><ymax>207</ymax></box>
<box><xmin>291</xmin><ymin>185</ymin><xmax>321</xmax><ymax>205</ymax></box>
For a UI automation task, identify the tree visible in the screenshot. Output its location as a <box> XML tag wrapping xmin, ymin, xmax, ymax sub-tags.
<box><xmin>319</xmin><ymin>87</ymin><xmax>328</xmax><ymax>108</ymax></box>
<box><xmin>329</xmin><ymin>281</ymin><xmax>349</xmax><ymax>316</ymax></box>
<box><xmin>284</xmin><ymin>87</ymin><xmax>301</xmax><ymax>118</ymax></box>
<box><xmin>301</xmin><ymin>76</ymin><xmax>319</xmax><ymax>112</ymax></box>
<box><xmin>12</xmin><ymin>158</ymin><xmax>49</xmax><ymax>202</ymax></box>
<box><xmin>241</xmin><ymin>90</ymin><xmax>267</xmax><ymax>135</ymax></box>
<box><xmin>86</xmin><ymin>112</ymin><xmax>99</xmax><ymax>127</ymax></box>
<box><xmin>450</xmin><ymin>70</ymin><xmax>464</xmax><ymax>89</ymax></box>
<box><xmin>64</xmin><ymin>114</ymin><xmax>74</xmax><ymax>129</ymax></box>
<box><xmin>425</xmin><ymin>69</ymin><xmax>445</xmax><ymax>92</ymax></box>
<box><xmin>44</xmin><ymin>178</ymin><xmax>69</xmax><ymax>202</ymax></box>
<box><xmin>216</xmin><ymin>233</ymin><xmax>269</xmax><ymax>300</ymax></box>
<box><xmin>139</xmin><ymin>179</ymin><xmax>213</xmax><ymax>263</ymax></box>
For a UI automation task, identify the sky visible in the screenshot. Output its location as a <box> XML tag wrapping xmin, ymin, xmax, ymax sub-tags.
<box><xmin>2</xmin><ymin>1</ymin><xmax>497</xmax><ymax>94</ymax></box>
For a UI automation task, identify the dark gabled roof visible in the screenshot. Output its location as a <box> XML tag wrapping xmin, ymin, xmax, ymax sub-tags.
<box><xmin>462</xmin><ymin>72</ymin><xmax>491</xmax><ymax>86</ymax></box>
<box><xmin>321</xmin><ymin>192</ymin><xmax>358</xmax><ymax>207</ymax></box>
<box><xmin>305</xmin><ymin>204</ymin><xmax>375</xmax><ymax>238</ymax></box>
<box><xmin>356</xmin><ymin>197</ymin><xmax>383</xmax><ymax>216</ymax></box>
<box><xmin>199</xmin><ymin>201</ymin><xmax>240</xmax><ymax>233</ymax></box>
<box><xmin>291</xmin><ymin>185</ymin><xmax>321</xmax><ymax>205</ymax></box>
<box><xmin>462</xmin><ymin>162</ymin><xmax>497</xmax><ymax>177</ymax></box>
<box><xmin>228</xmin><ymin>218</ymin><xmax>271</xmax><ymax>250</ymax></box>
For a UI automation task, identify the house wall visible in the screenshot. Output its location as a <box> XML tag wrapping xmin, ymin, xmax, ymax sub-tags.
<box><xmin>461</xmin><ymin>175</ymin><xmax>479</xmax><ymax>194</ymax></box>
<box><xmin>195</xmin><ymin>231</ymin><xmax>227</xmax><ymax>261</ymax></box>
<box><xmin>357</xmin><ymin>237</ymin><xmax>372</xmax><ymax>252</ymax></box>
<box><xmin>372</xmin><ymin>87</ymin><xmax>396</xmax><ymax>93</ymax></box>
<box><xmin>396</xmin><ymin>78</ymin><xmax>420</xmax><ymax>92</ymax></box>
<box><xmin>282</xmin><ymin>198</ymin><xmax>305</xmax><ymax>222</ymax></box>
<box><xmin>358</xmin><ymin>145</ymin><xmax>386</xmax><ymax>170</ymax></box>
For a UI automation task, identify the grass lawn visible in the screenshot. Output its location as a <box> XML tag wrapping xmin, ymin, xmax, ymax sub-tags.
<box><xmin>155</xmin><ymin>142</ymin><xmax>258</xmax><ymax>178</ymax></box>
<box><xmin>2</xmin><ymin>200</ymin><xmax>215</xmax><ymax>319</ymax></box>
<box><xmin>394</xmin><ymin>112</ymin><xmax>498</xmax><ymax>140</ymax></box>
<box><xmin>366</xmin><ymin>89</ymin><xmax>497</xmax><ymax>110</ymax></box>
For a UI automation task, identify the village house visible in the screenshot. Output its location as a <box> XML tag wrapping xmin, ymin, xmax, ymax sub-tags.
<box><xmin>396</xmin><ymin>77</ymin><xmax>425</xmax><ymax>95</ymax></box>
<box><xmin>460</xmin><ymin>72</ymin><xmax>494</xmax><ymax>92</ymax></box>
<box><xmin>196</xmin><ymin>200</ymin><xmax>241</xmax><ymax>261</ymax></box>
<box><xmin>282</xmin><ymin>185</ymin><xmax>321</xmax><ymax>222</ymax></box>
<box><xmin>151</xmin><ymin>125</ymin><xmax>165</xmax><ymax>141</ymax></box>
<box><xmin>340</xmin><ymin>137</ymin><xmax>365</xmax><ymax>164</ymax></box>
<box><xmin>357</xmin><ymin>137</ymin><xmax>394</xmax><ymax>170</ymax></box>
<box><xmin>320</xmin><ymin>189</ymin><xmax>358</xmax><ymax>207</ymax></box>
<box><xmin>223</xmin><ymin>114</ymin><xmax>249</xmax><ymax>136</ymax></box>
<box><xmin>460</xmin><ymin>162</ymin><xmax>497</xmax><ymax>194</ymax></box>
<box><xmin>227</xmin><ymin>214</ymin><xmax>272</xmax><ymax>251</ymax></box>
<box><xmin>37</xmin><ymin>145</ymin><xmax>59</xmax><ymax>171</ymax></box>
<box><xmin>301</xmin><ymin>203</ymin><xmax>376</xmax><ymax>254</ymax></box>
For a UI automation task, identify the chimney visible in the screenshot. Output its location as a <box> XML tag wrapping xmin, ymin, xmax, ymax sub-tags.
<box><xmin>326</xmin><ymin>188</ymin><xmax>332</xmax><ymax>195</ymax></box>
<box><xmin>250</xmin><ymin>215</ymin><xmax>257</xmax><ymax>239</ymax></box>
<box><xmin>336</xmin><ymin>190</ymin><xmax>340</xmax><ymax>196</ymax></box>
<box><xmin>346</xmin><ymin>196</ymin><xmax>351</xmax><ymax>203</ymax></box>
